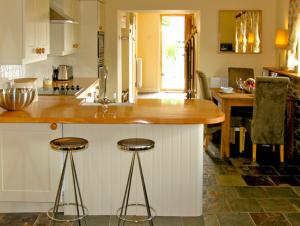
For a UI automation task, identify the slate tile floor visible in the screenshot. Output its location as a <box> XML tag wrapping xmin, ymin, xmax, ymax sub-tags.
<box><xmin>2</xmin><ymin>142</ymin><xmax>300</xmax><ymax>225</ymax></box>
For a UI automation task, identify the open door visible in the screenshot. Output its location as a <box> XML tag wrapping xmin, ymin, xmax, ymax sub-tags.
<box><xmin>128</xmin><ymin>13</ymin><xmax>137</xmax><ymax>102</ymax></box>
<box><xmin>160</xmin><ymin>15</ymin><xmax>185</xmax><ymax>91</ymax></box>
<box><xmin>160</xmin><ymin>14</ymin><xmax>195</xmax><ymax>93</ymax></box>
<box><xmin>120</xmin><ymin>13</ymin><xmax>137</xmax><ymax>102</ymax></box>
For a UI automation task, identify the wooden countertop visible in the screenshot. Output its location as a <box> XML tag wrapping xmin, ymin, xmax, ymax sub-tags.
<box><xmin>263</xmin><ymin>67</ymin><xmax>300</xmax><ymax>79</ymax></box>
<box><xmin>0</xmin><ymin>97</ymin><xmax>224</xmax><ymax>125</ymax></box>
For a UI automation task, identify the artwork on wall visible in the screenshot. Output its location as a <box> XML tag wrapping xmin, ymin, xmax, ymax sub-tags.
<box><xmin>219</xmin><ymin>10</ymin><xmax>262</xmax><ymax>53</ymax></box>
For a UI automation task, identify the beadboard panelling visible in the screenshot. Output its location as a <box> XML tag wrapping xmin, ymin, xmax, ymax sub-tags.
<box><xmin>63</xmin><ymin>124</ymin><xmax>203</xmax><ymax>216</ymax></box>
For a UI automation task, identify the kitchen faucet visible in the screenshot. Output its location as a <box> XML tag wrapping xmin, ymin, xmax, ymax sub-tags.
<box><xmin>98</xmin><ymin>66</ymin><xmax>111</xmax><ymax>105</ymax></box>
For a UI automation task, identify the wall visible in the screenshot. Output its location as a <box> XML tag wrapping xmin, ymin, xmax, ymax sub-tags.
<box><xmin>136</xmin><ymin>13</ymin><xmax>161</xmax><ymax>93</ymax></box>
<box><xmin>276</xmin><ymin>0</ymin><xmax>289</xmax><ymax>29</ymax></box>
<box><xmin>106</xmin><ymin>0</ymin><xmax>278</xmax><ymax>98</ymax></box>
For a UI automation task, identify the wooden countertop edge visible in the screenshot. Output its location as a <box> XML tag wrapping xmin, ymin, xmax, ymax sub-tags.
<box><xmin>0</xmin><ymin>116</ymin><xmax>224</xmax><ymax>125</ymax></box>
<box><xmin>0</xmin><ymin>97</ymin><xmax>225</xmax><ymax>125</ymax></box>
<box><xmin>263</xmin><ymin>67</ymin><xmax>300</xmax><ymax>79</ymax></box>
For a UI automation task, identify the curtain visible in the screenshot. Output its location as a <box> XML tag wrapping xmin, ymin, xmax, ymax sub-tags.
<box><xmin>235</xmin><ymin>11</ymin><xmax>261</xmax><ymax>53</ymax></box>
<box><xmin>287</xmin><ymin>0</ymin><xmax>300</xmax><ymax>70</ymax></box>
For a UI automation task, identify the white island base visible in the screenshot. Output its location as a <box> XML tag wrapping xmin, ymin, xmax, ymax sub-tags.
<box><xmin>0</xmin><ymin>123</ymin><xmax>203</xmax><ymax>216</ymax></box>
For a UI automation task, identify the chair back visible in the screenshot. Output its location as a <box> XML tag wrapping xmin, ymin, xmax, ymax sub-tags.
<box><xmin>196</xmin><ymin>71</ymin><xmax>211</xmax><ymax>100</ymax></box>
<box><xmin>251</xmin><ymin>77</ymin><xmax>289</xmax><ymax>145</ymax></box>
<box><xmin>228</xmin><ymin>67</ymin><xmax>254</xmax><ymax>88</ymax></box>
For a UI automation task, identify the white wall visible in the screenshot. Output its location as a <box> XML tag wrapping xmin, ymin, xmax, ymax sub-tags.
<box><xmin>276</xmin><ymin>0</ymin><xmax>289</xmax><ymax>29</ymax></box>
<box><xmin>106</xmin><ymin>0</ymin><xmax>278</xmax><ymax>97</ymax></box>
<box><xmin>136</xmin><ymin>13</ymin><xmax>161</xmax><ymax>93</ymax></box>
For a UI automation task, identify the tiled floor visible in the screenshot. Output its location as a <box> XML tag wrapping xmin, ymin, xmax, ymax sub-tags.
<box><xmin>2</xmin><ymin>140</ymin><xmax>300</xmax><ymax>225</ymax></box>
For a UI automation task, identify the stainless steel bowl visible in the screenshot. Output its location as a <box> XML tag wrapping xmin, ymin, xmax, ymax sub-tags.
<box><xmin>0</xmin><ymin>88</ymin><xmax>36</xmax><ymax>111</ymax></box>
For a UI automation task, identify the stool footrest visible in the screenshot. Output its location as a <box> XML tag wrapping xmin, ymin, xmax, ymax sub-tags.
<box><xmin>117</xmin><ymin>203</ymin><xmax>156</xmax><ymax>223</ymax></box>
<box><xmin>47</xmin><ymin>203</ymin><xmax>88</xmax><ymax>222</ymax></box>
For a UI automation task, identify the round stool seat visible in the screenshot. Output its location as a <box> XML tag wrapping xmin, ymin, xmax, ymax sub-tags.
<box><xmin>50</xmin><ymin>137</ymin><xmax>88</xmax><ymax>151</ymax></box>
<box><xmin>117</xmin><ymin>138</ymin><xmax>155</xmax><ymax>151</ymax></box>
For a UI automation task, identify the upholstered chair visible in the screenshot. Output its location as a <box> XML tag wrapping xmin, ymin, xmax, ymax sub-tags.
<box><xmin>197</xmin><ymin>71</ymin><xmax>246</xmax><ymax>152</ymax></box>
<box><xmin>197</xmin><ymin>71</ymin><xmax>219</xmax><ymax>150</ymax></box>
<box><xmin>228</xmin><ymin>67</ymin><xmax>254</xmax><ymax>89</ymax></box>
<box><xmin>245</xmin><ymin>77</ymin><xmax>289</xmax><ymax>162</ymax></box>
<box><xmin>228</xmin><ymin>67</ymin><xmax>254</xmax><ymax>152</ymax></box>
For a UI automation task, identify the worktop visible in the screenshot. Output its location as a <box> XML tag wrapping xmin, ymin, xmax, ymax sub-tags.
<box><xmin>263</xmin><ymin>67</ymin><xmax>300</xmax><ymax>79</ymax></box>
<box><xmin>0</xmin><ymin>85</ymin><xmax>224</xmax><ymax>216</ymax></box>
<box><xmin>0</xmin><ymin>97</ymin><xmax>224</xmax><ymax>124</ymax></box>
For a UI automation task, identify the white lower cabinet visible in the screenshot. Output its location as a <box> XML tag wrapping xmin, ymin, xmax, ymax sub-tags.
<box><xmin>0</xmin><ymin>123</ymin><xmax>62</xmax><ymax>203</ymax></box>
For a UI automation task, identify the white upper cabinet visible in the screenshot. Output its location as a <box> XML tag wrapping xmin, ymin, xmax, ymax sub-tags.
<box><xmin>98</xmin><ymin>0</ymin><xmax>105</xmax><ymax>31</ymax></box>
<box><xmin>0</xmin><ymin>0</ymin><xmax>49</xmax><ymax>64</ymax></box>
<box><xmin>50</xmin><ymin>23</ymin><xmax>80</xmax><ymax>56</ymax></box>
<box><xmin>50</xmin><ymin>0</ymin><xmax>80</xmax><ymax>56</ymax></box>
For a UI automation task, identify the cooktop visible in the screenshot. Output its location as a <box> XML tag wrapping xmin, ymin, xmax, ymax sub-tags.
<box><xmin>38</xmin><ymin>85</ymin><xmax>83</xmax><ymax>96</ymax></box>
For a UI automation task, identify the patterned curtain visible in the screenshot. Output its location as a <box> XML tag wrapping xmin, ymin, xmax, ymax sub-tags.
<box><xmin>287</xmin><ymin>0</ymin><xmax>300</xmax><ymax>70</ymax></box>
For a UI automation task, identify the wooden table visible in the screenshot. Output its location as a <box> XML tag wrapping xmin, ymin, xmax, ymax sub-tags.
<box><xmin>211</xmin><ymin>88</ymin><xmax>254</xmax><ymax>158</ymax></box>
<box><xmin>211</xmin><ymin>88</ymin><xmax>295</xmax><ymax>159</ymax></box>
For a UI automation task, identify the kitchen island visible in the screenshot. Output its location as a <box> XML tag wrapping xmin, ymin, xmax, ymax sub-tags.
<box><xmin>0</xmin><ymin>94</ymin><xmax>224</xmax><ymax>216</ymax></box>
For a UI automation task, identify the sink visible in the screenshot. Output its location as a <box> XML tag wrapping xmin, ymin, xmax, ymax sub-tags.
<box><xmin>80</xmin><ymin>100</ymin><xmax>133</xmax><ymax>107</ymax></box>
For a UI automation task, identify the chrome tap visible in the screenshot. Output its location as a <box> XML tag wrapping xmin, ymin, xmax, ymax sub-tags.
<box><xmin>98</xmin><ymin>66</ymin><xmax>111</xmax><ymax>104</ymax></box>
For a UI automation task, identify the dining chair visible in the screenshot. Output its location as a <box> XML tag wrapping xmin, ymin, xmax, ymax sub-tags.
<box><xmin>228</xmin><ymin>67</ymin><xmax>254</xmax><ymax>88</ymax></box>
<box><xmin>228</xmin><ymin>67</ymin><xmax>254</xmax><ymax>152</ymax></box>
<box><xmin>245</xmin><ymin>77</ymin><xmax>289</xmax><ymax>163</ymax></box>
<box><xmin>197</xmin><ymin>71</ymin><xmax>245</xmax><ymax>152</ymax></box>
<box><xmin>197</xmin><ymin>71</ymin><xmax>219</xmax><ymax>150</ymax></box>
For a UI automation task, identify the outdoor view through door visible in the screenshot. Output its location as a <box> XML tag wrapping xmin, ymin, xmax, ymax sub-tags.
<box><xmin>161</xmin><ymin>16</ymin><xmax>185</xmax><ymax>91</ymax></box>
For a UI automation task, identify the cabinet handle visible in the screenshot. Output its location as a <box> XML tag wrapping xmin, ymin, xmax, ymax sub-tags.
<box><xmin>50</xmin><ymin>123</ymin><xmax>57</xmax><ymax>130</ymax></box>
<box><xmin>73</xmin><ymin>43</ymin><xmax>80</xmax><ymax>48</ymax></box>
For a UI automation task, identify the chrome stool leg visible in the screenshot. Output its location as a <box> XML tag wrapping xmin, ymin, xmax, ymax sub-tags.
<box><xmin>118</xmin><ymin>152</ymin><xmax>136</xmax><ymax>226</ymax></box>
<box><xmin>47</xmin><ymin>152</ymin><xmax>88</xmax><ymax>223</ymax></box>
<box><xmin>70</xmin><ymin>152</ymin><xmax>88</xmax><ymax>226</ymax></box>
<box><xmin>52</xmin><ymin>151</ymin><xmax>69</xmax><ymax>220</ymax></box>
<box><xmin>117</xmin><ymin>150</ymin><xmax>156</xmax><ymax>225</ymax></box>
<box><xmin>137</xmin><ymin>152</ymin><xmax>153</xmax><ymax>226</ymax></box>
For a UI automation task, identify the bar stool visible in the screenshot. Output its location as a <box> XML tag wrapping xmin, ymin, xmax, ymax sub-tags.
<box><xmin>47</xmin><ymin>137</ymin><xmax>88</xmax><ymax>224</ymax></box>
<box><xmin>117</xmin><ymin>138</ymin><xmax>156</xmax><ymax>226</ymax></box>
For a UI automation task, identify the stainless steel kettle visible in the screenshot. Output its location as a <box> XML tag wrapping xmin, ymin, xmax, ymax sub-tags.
<box><xmin>57</xmin><ymin>65</ymin><xmax>73</xmax><ymax>81</ymax></box>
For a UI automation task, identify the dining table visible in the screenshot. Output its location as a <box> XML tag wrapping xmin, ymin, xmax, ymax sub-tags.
<box><xmin>210</xmin><ymin>88</ymin><xmax>295</xmax><ymax>159</ymax></box>
<box><xmin>211</xmin><ymin>88</ymin><xmax>253</xmax><ymax>158</ymax></box>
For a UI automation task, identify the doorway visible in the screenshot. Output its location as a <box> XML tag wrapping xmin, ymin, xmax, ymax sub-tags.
<box><xmin>118</xmin><ymin>11</ymin><xmax>199</xmax><ymax>101</ymax></box>
<box><xmin>161</xmin><ymin>15</ymin><xmax>185</xmax><ymax>91</ymax></box>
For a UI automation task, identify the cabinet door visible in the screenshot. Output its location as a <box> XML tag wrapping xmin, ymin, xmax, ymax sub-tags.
<box><xmin>98</xmin><ymin>0</ymin><xmax>105</xmax><ymax>31</ymax></box>
<box><xmin>64</xmin><ymin>23</ymin><xmax>74</xmax><ymax>52</ymax></box>
<box><xmin>0</xmin><ymin>123</ymin><xmax>62</xmax><ymax>202</ymax></box>
<box><xmin>24</xmin><ymin>0</ymin><xmax>37</xmax><ymax>59</ymax></box>
<box><xmin>36</xmin><ymin>0</ymin><xmax>50</xmax><ymax>55</ymax></box>
<box><xmin>23</xmin><ymin>0</ymin><xmax>49</xmax><ymax>64</ymax></box>
<box><xmin>73</xmin><ymin>24</ymin><xmax>80</xmax><ymax>49</ymax></box>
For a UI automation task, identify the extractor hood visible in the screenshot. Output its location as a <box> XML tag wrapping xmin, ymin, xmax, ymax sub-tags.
<box><xmin>50</xmin><ymin>7</ymin><xmax>78</xmax><ymax>24</ymax></box>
